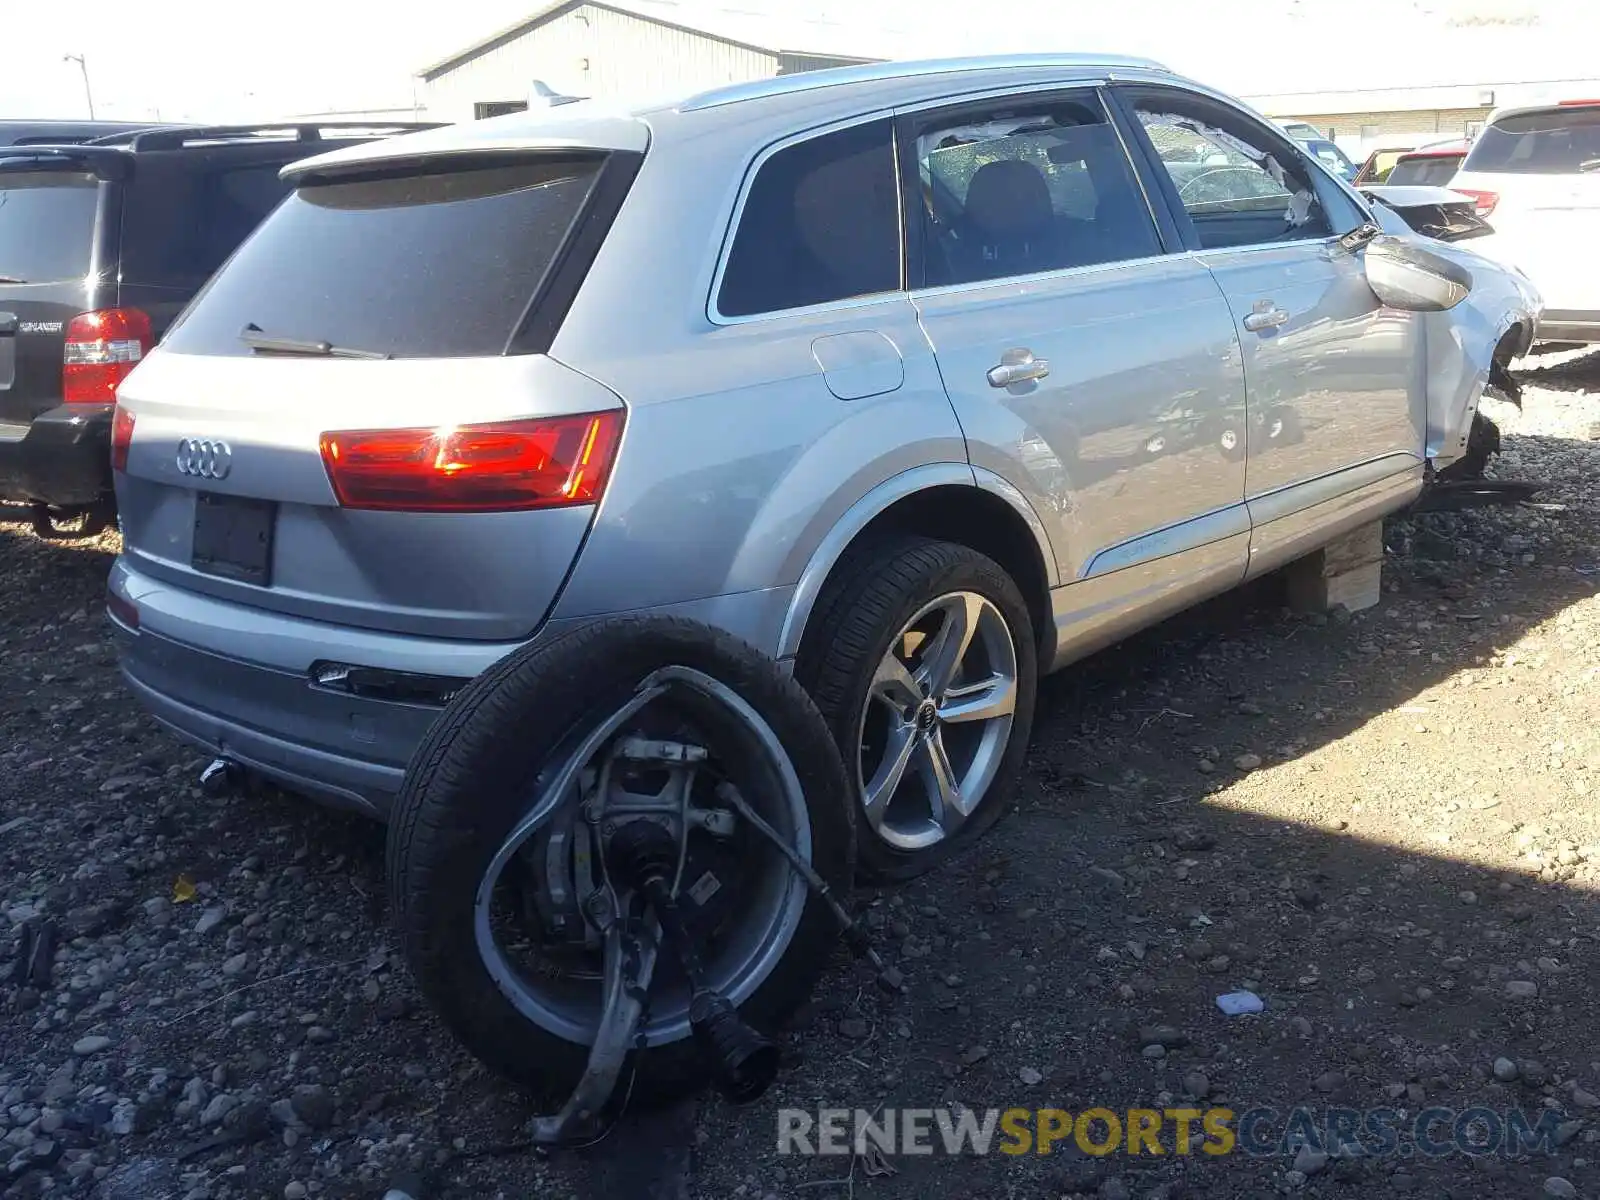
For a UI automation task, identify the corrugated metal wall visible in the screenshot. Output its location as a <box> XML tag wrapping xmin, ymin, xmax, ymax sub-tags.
<box><xmin>425</xmin><ymin>4</ymin><xmax>779</xmax><ymax>122</ymax></box>
<box><xmin>776</xmin><ymin>53</ymin><xmax>866</xmax><ymax>75</ymax></box>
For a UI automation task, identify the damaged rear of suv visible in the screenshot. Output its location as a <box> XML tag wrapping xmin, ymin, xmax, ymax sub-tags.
<box><xmin>111</xmin><ymin>117</ymin><xmax>645</xmax><ymax>809</ymax></box>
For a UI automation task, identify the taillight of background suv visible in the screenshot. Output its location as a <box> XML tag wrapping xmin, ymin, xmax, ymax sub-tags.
<box><xmin>63</xmin><ymin>308</ymin><xmax>153</xmax><ymax>404</ymax></box>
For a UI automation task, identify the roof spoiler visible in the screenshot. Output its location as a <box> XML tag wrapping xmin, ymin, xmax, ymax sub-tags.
<box><xmin>118</xmin><ymin>121</ymin><xmax>443</xmax><ymax>151</ymax></box>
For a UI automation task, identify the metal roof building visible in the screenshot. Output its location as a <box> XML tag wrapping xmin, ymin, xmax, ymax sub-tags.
<box><xmin>418</xmin><ymin>0</ymin><xmax>878</xmax><ymax>122</ymax></box>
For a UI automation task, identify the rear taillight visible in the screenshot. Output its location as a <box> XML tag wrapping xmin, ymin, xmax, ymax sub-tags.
<box><xmin>1456</xmin><ymin>189</ymin><xmax>1499</xmax><ymax>216</ymax></box>
<box><xmin>63</xmin><ymin>308</ymin><xmax>153</xmax><ymax>404</ymax></box>
<box><xmin>318</xmin><ymin>411</ymin><xmax>624</xmax><ymax>513</ymax></box>
<box><xmin>111</xmin><ymin>403</ymin><xmax>136</xmax><ymax>472</ymax></box>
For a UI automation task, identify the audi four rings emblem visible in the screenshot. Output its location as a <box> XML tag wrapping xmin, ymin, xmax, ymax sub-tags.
<box><xmin>175</xmin><ymin>438</ymin><xmax>233</xmax><ymax>480</ymax></box>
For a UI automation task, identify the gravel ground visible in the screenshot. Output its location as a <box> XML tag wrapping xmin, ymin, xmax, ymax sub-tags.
<box><xmin>3</xmin><ymin>348</ymin><xmax>1599</xmax><ymax>1200</ymax></box>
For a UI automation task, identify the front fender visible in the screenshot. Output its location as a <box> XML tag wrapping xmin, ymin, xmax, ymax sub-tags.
<box><xmin>1416</xmin><ymin>242</ymin><xmax>1542</xmax><ymax>468</ymax></box>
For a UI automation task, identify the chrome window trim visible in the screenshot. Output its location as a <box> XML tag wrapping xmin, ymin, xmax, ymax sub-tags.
<box><xmin>704</xmin><ymin>73</ymin><xmax>1338</xmax><ymax>327</ymax></box>
<box><xmin>907</xmin><ymin>249</ymin><xmax>1183</xmax><ymax>303</ymax></box>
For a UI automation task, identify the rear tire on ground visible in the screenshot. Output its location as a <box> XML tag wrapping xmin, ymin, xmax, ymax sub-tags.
<box><xmin>796</xmin><ymin>537</ymin><xmax>1038</xmax><ymax>883</ymax></box>
<box><xmin>386</xmin><ymin>616</ymin><xmax>853</xmax><ymax>1105</ymax></box>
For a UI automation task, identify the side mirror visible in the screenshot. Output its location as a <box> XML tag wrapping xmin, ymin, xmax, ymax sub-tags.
<box><xmin>1362</xmin><ymin>234</ymin><xmax>1472</xmax><ymax>311</ymax></box>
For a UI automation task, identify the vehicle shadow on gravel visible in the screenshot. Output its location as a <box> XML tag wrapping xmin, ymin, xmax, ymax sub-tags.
<box><xmin>3</xmin><ymin>426</ymin><xmax>1599</xmax><ymax>1199</ymax></box>
<box><xmin>693</xmin><ymin>433</ymin><xmax>1600</xmax><ymax>1198</ymax></box>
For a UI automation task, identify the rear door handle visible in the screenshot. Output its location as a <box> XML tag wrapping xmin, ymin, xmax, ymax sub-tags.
<box><xmin>987</xmin><ymin>348</ymin><xmax>1050</xmax><ymax>388</ymax></box>
<box><xmin>1242</xmin><ymin>303</ymin><xmax>1290</xmax><ymax>333</ymax></box>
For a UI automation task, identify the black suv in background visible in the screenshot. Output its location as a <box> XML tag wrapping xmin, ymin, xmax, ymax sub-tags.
<box><xmin>0</xmin><ymin>123</ymin><xmax>433</xmax><ymax>535</ymax></box>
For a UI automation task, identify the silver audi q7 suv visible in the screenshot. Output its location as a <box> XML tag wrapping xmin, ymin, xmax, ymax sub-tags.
<box><xmin>109</xmin><ymin>54</ymin><xmax>1538</xmax><ymax>879</ymax></box>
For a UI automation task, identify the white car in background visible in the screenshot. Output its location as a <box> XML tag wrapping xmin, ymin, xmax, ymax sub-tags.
<box><xmin>1449</xmin><ymin>100</ymin><xmax>1600</xmax><ymax>343</ymax></box>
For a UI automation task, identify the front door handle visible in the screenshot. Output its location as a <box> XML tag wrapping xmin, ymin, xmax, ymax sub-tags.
<box><xmin>1242</xmin><ymin>303</ymin><xmax>1290</xmax><ymax>333</ymax></box>
<box><xmin>987</xmin><ymin>348</ymin><xmax>1050</xmax><ymax>388</ymax></box>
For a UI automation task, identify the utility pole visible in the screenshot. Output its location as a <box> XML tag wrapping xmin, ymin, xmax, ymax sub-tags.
<box><xmin>63</xmin><ymin>54</ymin><xmax>95</xmax><ymax>119</ymax></box>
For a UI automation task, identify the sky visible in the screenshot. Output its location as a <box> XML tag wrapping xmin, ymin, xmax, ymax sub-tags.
<box><xmin>5</xmin><ymin>0</ymin><xmax>1597</xmax><ymax>122</ymax></box>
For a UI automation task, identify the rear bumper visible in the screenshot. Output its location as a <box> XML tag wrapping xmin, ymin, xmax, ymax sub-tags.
<box><xmin>110</xmin><ymin>558</ymin><xmax>523</xmax><ymax>819</ymax></box>
<box><xmin>0</xmin><ymin>403</ymin><xmax>115</xmax><ymax>506</ymax></box>
<box><xmin>1536</xmin><ymin>310</ymin><xmax>1600</xmax><ymax>345</ymax></box>
<box><xmin>108</xmin><ymin>558</ymin><xmax>795</xmax><ymax>819</ymax></box>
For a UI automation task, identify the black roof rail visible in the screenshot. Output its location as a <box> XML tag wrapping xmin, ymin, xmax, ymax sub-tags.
<box><xmin>82</xmin><ymin>124</ymin><xmax>200</xmax><ymax>146</ymax></box>
<box><xmin>0</xmin><ymin>144</ymin><xmax>134</xmax><ymax>182</ymax></box>
<box><xmin>127</xmin><ymin>121</ymin><xmax>443</xmax><ymax>151</ymax></box>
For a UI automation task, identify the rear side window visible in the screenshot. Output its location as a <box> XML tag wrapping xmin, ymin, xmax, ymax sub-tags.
<box><xmin>1386</xmin><ymin>155</ymin><xmax>1463</xmax><ymax>187</ymax></box>
<box><xmin>121</xmin><ymin>157</ymin><xmax>293</xmax><ymax>287</ymax></box>
<box><xmin>0</xmin><ymin>170</ymin><xmax>99</xmax><ymax>284</ymax></box>
<box><xmin>912</xmin><ymin>93</ymin><xmax>1162</xmax><ymax>287</ymax></box>
<box><xmin>1464</xmin><ymin>106</ymin><xmax>1600</xmax><ymax>174</ymax></box>
<box><xmin>717</xmin><ymin>119</ymin><xmax>899</xmax><ymax>318</ymax></box>
<box><xmin>164</xmin><ymin>157</ymin><xmax>604</xmax><ymax>359</ymax></box>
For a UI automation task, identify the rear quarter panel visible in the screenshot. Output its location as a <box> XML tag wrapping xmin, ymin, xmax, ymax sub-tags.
<box><xmin>546</xmin><ymin>104</ymin><xmax>974</xmax><ymax>656</ymax></box>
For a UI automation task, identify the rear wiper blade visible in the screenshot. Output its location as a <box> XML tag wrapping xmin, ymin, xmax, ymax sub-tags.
<box><xmin>1578</xmin><ymin>159</ymin><xmax>1600</xmax><ymax>173</ymax></box>
<box><xmin>239</xmin><ymin>323</ymin><xmax>389</xmax><ymax>360</ymax></box>
<box><xmin>0</xmin><ymin>275</ymin><xmax>27</xmax><ymax>284</ymax></box>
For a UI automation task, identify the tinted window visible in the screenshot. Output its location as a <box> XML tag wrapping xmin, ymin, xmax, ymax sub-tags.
<box><xmin>1386</xmin><ymin>155</ymin><xmax>1463</xmax><ymax>187</ymax></box>
<box><xmin>0</xmin><ymin>170</ymin><xmax>99</xmax><ymax>283</ymax></box>
<box><xmin>121</xmin><ymin>156</ymin><xmax>295</xmax><ymax>287</ymax></box>
<box><xmin>164</xmin><ymin>157</ymin><xmax>603</xmax><ymax>359</ymax></box>
<box><xmin>913</xmin><ymin>95</ymin><xmax>1161</xmax><ymax>287</ymax></box>
<box><xmin>718</xmin><ymin>119</ymin><xmax>898</xmax><ymax>318</ymax></box>
<box><xmin>1464</xmin><ymin>106</ymin><xmax>1600</xmax><ymax>174</ymax></box>
<box><xmin>1136</xmin><ymin>104</ymin><xmax>1332</xmax><ymax>249</ymax></box>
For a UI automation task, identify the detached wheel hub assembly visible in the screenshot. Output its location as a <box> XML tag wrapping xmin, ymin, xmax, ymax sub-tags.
<box><xmin>384</xmin><ymin>617</ymin><xmax>898</xmax><ymax>1145</ymax></box>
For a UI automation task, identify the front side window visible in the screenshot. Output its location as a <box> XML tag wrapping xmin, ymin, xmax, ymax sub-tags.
<box><xmin>911</xmin><ymin>93</ymin><xmax>1162</xmax><ymax>287</ymax></box>
<box><xmin>717</xmin><ymin>118</ymin><xmax>899</xmax><ymax>318</ymax></box>
<box><xmin>1134</xmin><ymin>100</ymin><xmax>1333</xmax><ymax>249</ymax></box>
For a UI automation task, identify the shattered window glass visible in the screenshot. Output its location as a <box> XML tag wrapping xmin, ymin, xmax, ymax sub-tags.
<box><xmin>1136</xmin><ymin>108</ymin><xmax>1330</xmax><ymax>249</ymax></box>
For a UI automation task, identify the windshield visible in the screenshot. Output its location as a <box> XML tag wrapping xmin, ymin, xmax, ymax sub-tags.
<box><xmin>0</xmin><ymin>169</ymin><xmax>99</xmax><ymax>283</ymax></box>
<box><xmin>1464</xmin><ymin>105</ymin><xmax>1600</xmax><ymax>174</ymax></box>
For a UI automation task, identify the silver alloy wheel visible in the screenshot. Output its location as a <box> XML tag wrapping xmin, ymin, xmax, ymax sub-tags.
<box><xmin>855</xmin><ymin>591</ymin><xmax>1018</xmax><ymax>850</ymax></box>
<box><xmin>471</xmin><ymin>667</ymin><xmax>812</xmax><ymax>1048</ymax></box>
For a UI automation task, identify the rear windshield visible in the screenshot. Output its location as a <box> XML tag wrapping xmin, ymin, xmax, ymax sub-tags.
<box><xmin>164</xmin><ymin>156</ymin><xmax>603</xmax><ymax>359</ymax></box>
<box><xmin>120</xmin><ymin>153</ymin><xmax>295</xmax><ymax>288</ymax></box>
<box><xmin>0</xmin><ymin>169</ymin><xmax>99</xmax><ymax>284</ymax></box>
<box><xmin>1464</xmin><ymin>106</ymin><xmax>1600</xmax><ymax>174</ymax></box>
<box><xmin>1387</xmin><ymin>155</ymin><xmax>1463</xmax><ymax>187</ymax></box>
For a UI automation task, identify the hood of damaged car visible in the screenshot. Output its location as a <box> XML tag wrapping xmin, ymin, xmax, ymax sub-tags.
<box><xmin>1359</xmin><ymin>184</ymin><xmax>1492</xmax><ymax>243</ymax></box>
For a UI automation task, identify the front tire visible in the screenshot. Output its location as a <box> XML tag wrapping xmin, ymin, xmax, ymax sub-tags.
<box><xmin>796</xmin><ymin>538</ymin><xmax>1038</xmax><ymax>882</ymax></box>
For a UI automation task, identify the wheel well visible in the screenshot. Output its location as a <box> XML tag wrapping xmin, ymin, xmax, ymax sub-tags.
<box><xmin>811</xmin><ymin>485</ymin><xmax>1054</xmax><ymax>661</ymax></box>
<box><xmin>1497</xmin><ymin>321</ymin><xmax>1528</xmax><ymax>363</ymax></box>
